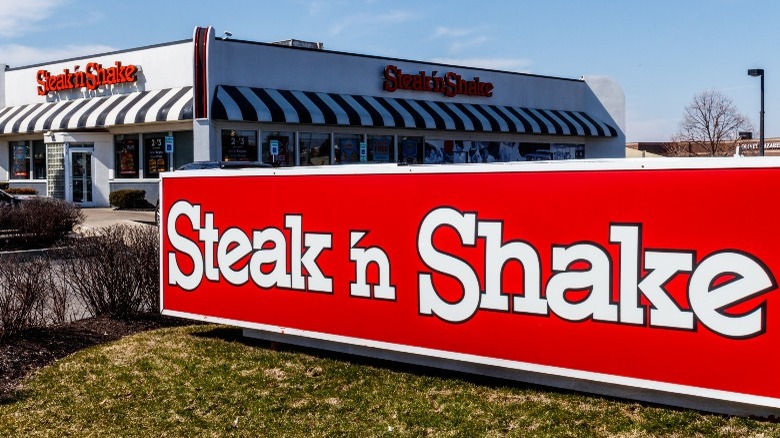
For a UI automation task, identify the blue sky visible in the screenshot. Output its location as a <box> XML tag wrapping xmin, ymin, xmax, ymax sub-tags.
<box><xmin>1</xmin><ymin>0</ymin><xmax>777</xmax><ymax>141</ymax></box>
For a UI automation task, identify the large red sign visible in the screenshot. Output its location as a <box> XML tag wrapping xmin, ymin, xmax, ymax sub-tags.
<box><xmin>160</xmin><ymin>160</ymin><xmax>780</xmax><ymax>415</ymax></box>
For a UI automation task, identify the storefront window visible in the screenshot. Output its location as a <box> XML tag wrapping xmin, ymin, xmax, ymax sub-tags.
<box><xmin>173</xmin><ymin>131</ymin><xmax>195</xmax><ymax>170</ymax></box>
<box><xmin>115</xmin><ymin>135</ymin><xmax>140</xmax><ymax>178</ymax></box>
<box><xmin>261</xmin><ymin>131</ymin><xmax>294</xmax><ymax>167</ymax></box>
<box><xmin>299</xmin><ymin>132</ymin><xmax>331</xmax><ymax>166</ymax></box>
<box><xmin>143</xmin><ymin>133</ymin><xmax>168</xmax><ymax>178</ymax></box>
<box><xmin>398</xmin><ymin>136</ymin><xmax>424</xmax><ymax>164</ymax></box>
<box><xmin>367</xmin><ymin>135</ymin><xmax>394</xmax><ymax>163</ymax></box>
<box><xmin>334</xmin><ymin>134</ymin><xmax>363</xmax><ymax>164</ymax></box>
<box><xmin>9</xmin><ymin>141</ymin><xmax>30</xmax><ymax>179</ymax></box>
<box><xmin>221</xmin><ymin>129</ymin><xmax>258</xmax><ymax>161</ymax></box>
<box><xmin>33</xmin><ymin>141</ymin><xmax>46</xmax><ymax>179</ymax></box>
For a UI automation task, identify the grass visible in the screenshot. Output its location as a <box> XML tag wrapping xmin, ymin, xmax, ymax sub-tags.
<box><xmin>1</xmin><ymin>324</ymin><xmax>778</xmax><ymax>437</ymax></box>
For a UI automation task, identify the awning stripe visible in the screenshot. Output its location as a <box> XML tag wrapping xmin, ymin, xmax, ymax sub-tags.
<box><xmin>374</xmin><ymin>97</ymin><xmax>410</xmax><ymax>128</ymax></box>
<box><xmin>278</xmin><ymin>90</ymin><xmax>311</xmax><ymax>124</ymax></box>
<box><xmin>0</xmin><ymin>87</ymin><xmax>192</xmax><ymax>135</ymax></box>
<box><xmin>96</xmin><ymin>93</ymin><xmax>132</xmax><ymax>128</ymax></box>
<box><xmin>209</xmin><ymin>85</ymin><xmax>618</xmax><ymax>137</ymax></box>
<box><xmin>65</xmin><ymin>97</ymin><xmax>105</xmax><ymax>130</ymax></box>
<box><xmin>487</xmin><ymin>104</ymin><xmax>518</xmax><ymax>132</ymax></box>
<box><xmin>0</xmin><ymin>106</ymin><xmax>27</xmax><ymax>133</ymax></box>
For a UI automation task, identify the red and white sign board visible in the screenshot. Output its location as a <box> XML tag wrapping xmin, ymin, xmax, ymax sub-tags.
<box><xmin>160</xmin><ymin>159</ymin><xmax>780</xmax><ymax>416</ymax></box>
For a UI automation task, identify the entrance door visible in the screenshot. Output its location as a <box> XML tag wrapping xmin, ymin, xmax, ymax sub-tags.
<box><xmin>67</xmin><ymin>147</ymin><xmax>94</xmax><ymax>206</ymax></box>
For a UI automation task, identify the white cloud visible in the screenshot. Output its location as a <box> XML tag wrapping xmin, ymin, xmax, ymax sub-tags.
<box><xmin>0</xmin><ymin>0</ymin><xmax>67</xmax><ymax>38</ymax></box>
<box><xmin>429</xmin><ymin>57</ymin><xmax>533</xmax><ymax>73</ymax></box>
<box><xmin>448</xmin><ymin>36</ymin><xmax>490</xmax><ymax>54</ymax></box>
<box><xmin>0</xmin><ymin>44</ymin><xmax>117</xmax><ymax>67</ymax></box>
<box><xmin>330</xmin><ymin>10</ymin><xmax>419</xmax><ymax>36</ymax></box>
<box><xmin>430</xmin><ymin>26</ymin><xmax>475</xmax><ymax>39</ymax></box>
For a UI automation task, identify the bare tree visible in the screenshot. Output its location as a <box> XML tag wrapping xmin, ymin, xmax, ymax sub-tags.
<box><xmin>670</xmin><ymin>90</ymin><xmax>754</xmax><ymax>157</ymax></box>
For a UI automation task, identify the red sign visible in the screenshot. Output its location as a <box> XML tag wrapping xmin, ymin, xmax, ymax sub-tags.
<box><xmin>382</xmin><ymin>64</ymin><xmax>494</xmax><ymax>98</ymax></box>
<box><xmin>36</xmin><ymin>61</ymin><xmax>138</xmax><ymax>95</ymax></box>
<box><xmin>160</xmin><ymin>160</ymin><xmax>780</xmax><ymax>415</ymax></box>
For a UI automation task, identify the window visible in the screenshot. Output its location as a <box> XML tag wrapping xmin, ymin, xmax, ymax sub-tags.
<box><xmin>299</xmin><ymin>132</ymin><xmax>331</xmax><ymax>166</ymax></box>
<box><xmin>261</xmin><ymin>131</ymin><xmax>294</xmax><ymax>167</ymax></box>
<box><xmin>367</xmin><ymin>135</ymin><xmax>394</xmax><ymax>163</ymax></box>
<box><xmin>33</xmin><ymin>140</ymin><xmax>46</xmax><ymax>179</ymax></box>
<box><xmin>144</xmin><ymin>133</ymin><xmax>168</xmax><ymax>178</ymax></box>
<box><xmin>115</xmin><ymin>135</ymin><xmax>139</xmax><ymax>178</ymax></box>
<box><xmin>334</xmin><ymin>134</ymin><xmax>362</xmax><ymax>164</ymax></box>
<box><xmin>9</xmin><ymin>141</ymin><xmax>30</xmax><ymax>179</ymax></box>
<box><xmin>221</xmin><ymin>129</ymin><xmax>258</xmax><ymax>161</ymax></box>
<box><xmin>398</xmin><ymin>136</ymin><xmax>423</xmax><ymax>164</ymax></box>
<box><xmin>173</xmin><ymin>131</ymin><xmax>194</xmax><ymax>170</ymax></box>
<box><xmin>8</xmin><ymin>140</ymin><xmax>47</xmax><ymax>180</ymax></box>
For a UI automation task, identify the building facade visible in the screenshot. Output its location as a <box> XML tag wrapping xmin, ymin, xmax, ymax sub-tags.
<box><xmin>1</xmin><ymin>26</ymin><xmax>625</xmax><ymax>207</ymax></box>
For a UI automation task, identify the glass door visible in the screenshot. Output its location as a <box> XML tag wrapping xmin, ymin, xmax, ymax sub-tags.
<box><xmin>67</xmin><ymin>147</ymin><xmax>94</xmax><ymax>206</ymax></box>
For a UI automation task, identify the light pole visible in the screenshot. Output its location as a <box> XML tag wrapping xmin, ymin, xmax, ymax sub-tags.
<box><xmin>748</xmin><ymin>68</ymin><xmax>765</xmax><ymax>156</ymax></box>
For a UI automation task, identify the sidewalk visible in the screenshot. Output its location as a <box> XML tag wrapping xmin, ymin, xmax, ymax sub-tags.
<box><xmin>79</xmin><ymin>208</ymin><xmax>156</xmax><ymax>231</ymax></box>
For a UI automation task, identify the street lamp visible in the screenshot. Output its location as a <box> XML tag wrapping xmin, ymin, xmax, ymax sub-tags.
<box><xmin>747</xmin><ymin>68</ymin><xmax>765</xmax><ymax>156</ymax></box>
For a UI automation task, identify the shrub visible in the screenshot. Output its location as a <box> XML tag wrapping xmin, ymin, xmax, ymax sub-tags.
<box><xmin>62</xmin><ymin>224</ymin><xmax>160</xmax><ymax>319</ymax></box>
<box><xmin>5</xmin><ymin>187</ymin><xmax>37</xmax><ymax>195</ymax></box>
<box><xmin>1</xmin><ymin>198</ymin><xmax>84</xmax><ymax>249</ymax></box>
<box><xmin>0</xmin><ymin>182</ymin><xmax>8</xmax><ymax>190</ymax></box>
<box><xmin>109</xmin><ymin>189</ymin><xmax>152</xmax><ymax>209</ymax></box>
<box><xmin>0</xmin><ymin>255</ymin><xmax>53</xmax><ymax>338</ymax></box>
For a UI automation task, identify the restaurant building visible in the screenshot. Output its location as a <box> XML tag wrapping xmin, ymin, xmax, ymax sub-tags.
<box><xmin>0</xmin><ymin>26</ymin><xmax>625</xmax><ymax>207</ymax></box>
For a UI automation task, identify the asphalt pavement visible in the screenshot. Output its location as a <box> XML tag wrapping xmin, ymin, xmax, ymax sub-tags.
<box><xmin>79</xmin><ymin>208</ymin><xmax>156</xmax><ymax>232</ymax></box>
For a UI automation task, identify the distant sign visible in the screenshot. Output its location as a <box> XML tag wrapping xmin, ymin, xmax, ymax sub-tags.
<box><xmin>270</xmin><ymin>139</ymin><xmax>279</xmax><ymax>156</ymax></box>
<box><xmin>165</xmin><ymin>136</ymin><xmax>174</xmax><ymax>153</ymax></box>
<box><xmin>360</xmin><ymin>142</ymin><xmax>367</xmax><ymax>162</ymax></box>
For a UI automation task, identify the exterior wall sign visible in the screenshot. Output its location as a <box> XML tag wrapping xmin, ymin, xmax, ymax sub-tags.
<box><xmin>36</xmin><ymin>61</ymin><xmax>138</xmax><ymax>95</ymax></box>
<box><xmin>382</xmin><ymin>64</ymin><xmax>494</xmax><ymax>98</ymax></box>
<box><xmin>160</xmin><ymin>161</ymin><xmax>780</xmax><ymax>415</ymax></box>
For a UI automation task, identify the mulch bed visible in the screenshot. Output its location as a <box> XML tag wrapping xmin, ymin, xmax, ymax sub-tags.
<box><xmin>0</xmin><ymin>315</ymin><xmax>193</xmax><ymax>402</ymax></box>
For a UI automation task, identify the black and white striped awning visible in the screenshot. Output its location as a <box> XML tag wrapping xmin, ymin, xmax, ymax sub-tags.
<box><xmin>212</xmin><ymin>85</ymin><xmax>618</xmax><ymax>137</ymax></box>
<box><xmin>0</xmin><ymin>87</ymin><xmax>193</xmax><ymax>135</ymax></box>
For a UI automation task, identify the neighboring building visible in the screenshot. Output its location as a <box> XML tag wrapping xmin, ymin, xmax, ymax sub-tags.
<box><xmin>1</xmin><ymin>26</ymin><xmax>626</xmax><ymax>207</ymax></box>
<box><xmin>627</xmin><ymin>139</ymin><xmax>780</xmax><ymax>158</ymax></box>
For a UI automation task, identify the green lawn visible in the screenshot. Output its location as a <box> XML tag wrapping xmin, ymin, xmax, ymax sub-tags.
<box><xmin>1</xmin><ymin>324</ymin><xmax>776</xmax><ymax>437</ymax></box>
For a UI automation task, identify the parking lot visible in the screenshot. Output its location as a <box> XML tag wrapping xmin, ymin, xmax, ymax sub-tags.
<box><xmin>79</xmin><ymin>208</ymin><xmax>156</xmax><ymax>231</ymax></box>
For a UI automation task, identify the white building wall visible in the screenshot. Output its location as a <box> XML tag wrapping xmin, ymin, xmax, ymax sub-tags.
<box><xmin>205</xmin><ymin>33</ymin><xmax>625</xmax><ymax>159</ymax></box>
<box><xmin>209</xmin><ymin>39</ymin><xmax>591</xmax><ymax>110</ymax></box>
<box><xmin>3</xmin><ymin>41</ymin><xmax>193</xmax><ymax>106</ymax></box>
